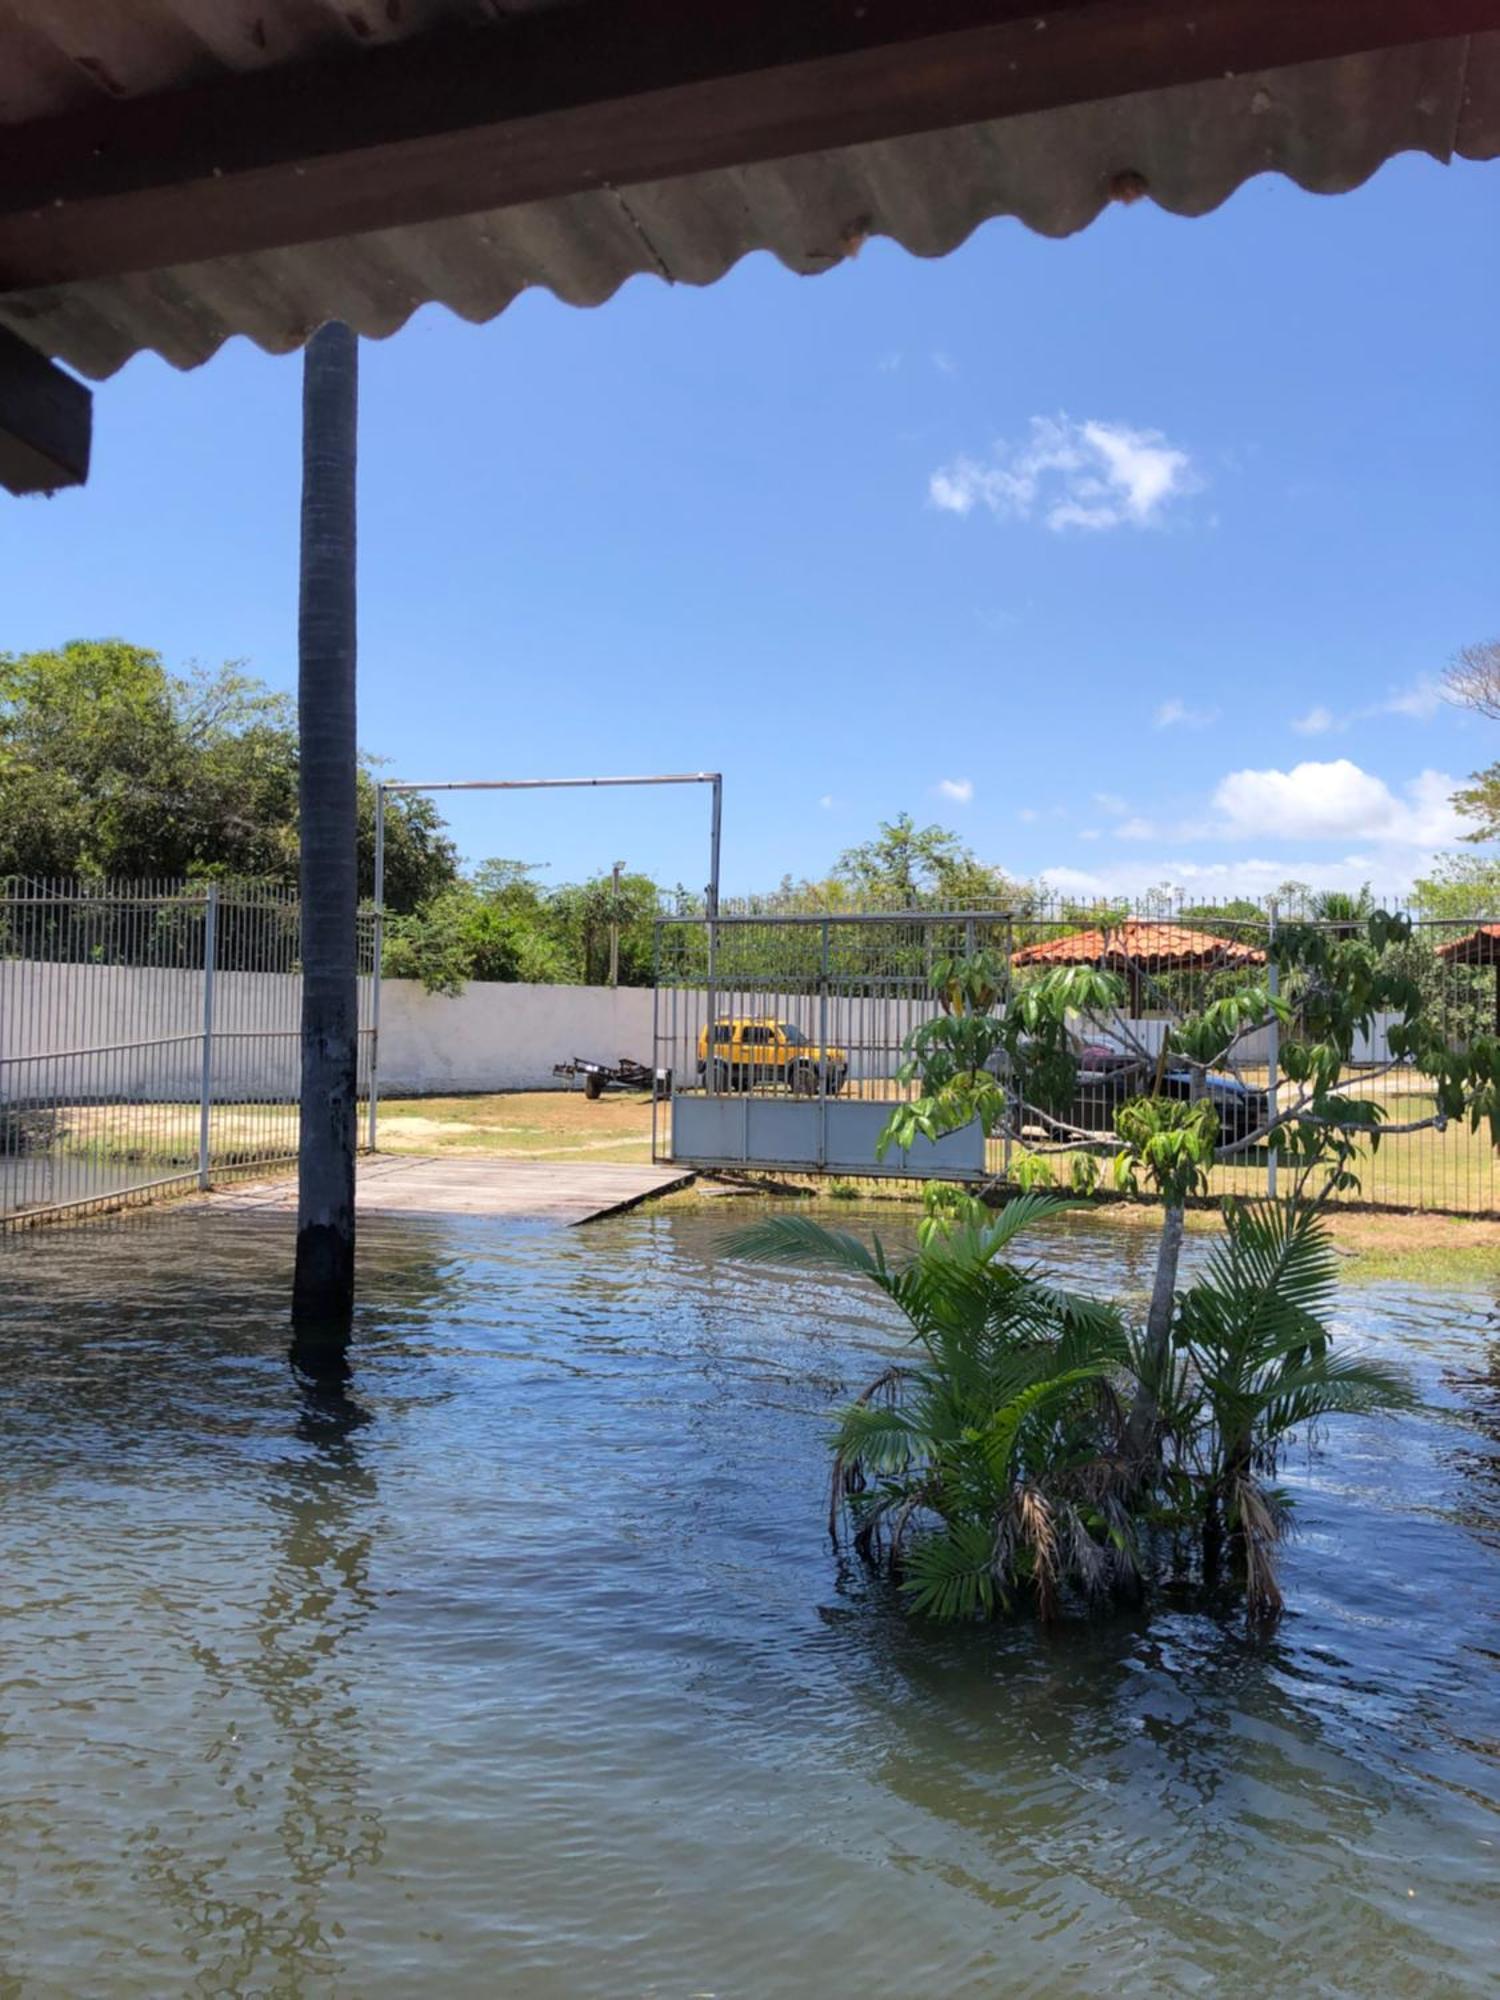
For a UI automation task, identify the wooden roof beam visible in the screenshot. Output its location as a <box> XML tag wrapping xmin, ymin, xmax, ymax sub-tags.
<box><xmin>0</xmin><ymin>0</ymin><xmax>1494</xmax><ymax>293</ymax></box>
<box><xmin>0</xmin><ymin>326</ymin><xmax>91</xmax><ymax>494</ymax></box>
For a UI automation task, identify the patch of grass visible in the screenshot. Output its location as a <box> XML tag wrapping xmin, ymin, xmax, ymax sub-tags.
<box><xmin>655</xmin><ymin>1171</ymin><xmax>1500</xmax><ymax>1290</ymax></box>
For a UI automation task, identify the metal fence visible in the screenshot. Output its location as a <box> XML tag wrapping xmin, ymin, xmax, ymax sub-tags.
<box><xmin>1</xmin><ymin>880</ymin><xmax>376</xmax><ymax>1228</ymax></box>
<box><xmin>652</xmin><ymin>902</ymin><xmax>1500</xmax><ymax>1215</ymax></box>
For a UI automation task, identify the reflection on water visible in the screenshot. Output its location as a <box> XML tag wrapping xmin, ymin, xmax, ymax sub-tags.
<box><xmin>0</xmin><ymin>1203</ymin><xmax>1496</xmax><ymax>1996</ymax></box>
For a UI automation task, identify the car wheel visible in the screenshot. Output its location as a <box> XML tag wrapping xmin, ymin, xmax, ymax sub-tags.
<box><xmin>712</xmin><ymin>1061</ymin><xmax>733</xmax><ymax>1092</ymax></box>
<box><xmin>789</xmin><ymin>1062</ymin><xmax>818</xmax><ymax>1095</ymax></box>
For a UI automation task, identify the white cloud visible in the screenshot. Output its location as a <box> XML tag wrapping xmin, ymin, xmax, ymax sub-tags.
<box><xmin>1039</xmin><ymin>856</ymin><xmax>1393</xmax><ymax>900</ymax></box>
<box><xmin>1210</xmin><ymin>758</ymin><xmax>1461</xmax><ymax>847</ymax></box>
<box><xmin>1091</xmin><ymin>791</ymin><xmax>1129</xmax><ymax>817</ymax></box>
<box><xmin>1016</xmin><ymin>806</ymin><xmax>1040</xmax><ymax>824</ymax></box>
<box><xmin>931</xmin><ymin>350</ymin><xmax>957</xmax><ymax>377</ymax></box>
<box><xmin>1154</xmin><ymin>697</ymin><xmax>1218</xmax><ymax>730</ymax></box>
<box><xmin>1289</xmin><ymin>677</ymin><xmax>1444</xmax><ymax>735</ymax></box>
<box><xmin>930</xmin><ymin>415</ymin><xmax>1200</xmax><ymax>533</ymax></box>
<box><xmin>936</xmin><ymin>777</ymin><xmax>974</xmax><ymax>804</ymax></box>
<box><xmin>1038</xmin><ymin>757</ymin><xmax>1466</xmax><ymax>900</ymax></box>
<box><xmin>1379</xmin><ymin>678</ymin><xmax>1443</xmax><ymax>721</ymax></box>
<box><xmin>817</xmin><ymin>794</ymin><xmax>835</xmax><ymax>810</ymax></box>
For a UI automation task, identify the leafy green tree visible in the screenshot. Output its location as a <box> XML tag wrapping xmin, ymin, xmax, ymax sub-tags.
<box><xmin>1452</xmin><ymin>765</ymin><xmax>1500</xmax><ymax>844</ymax></box>
<box><xmin>884</xmin><ymin>913</ymin><xmax>1500</xmax><ymax>1458</ymax></box>
<box><xmin>383</xmin><ymin>864</ymin><xmax>568</xmax><ymax>992</ymax></box>
<box><xmin>382</xmin><ymin>860</ymin><xmax>663</xmax><ymax>993</ymax></box>
<box><xmin>1413</xmin><ymin>852</ymin><xmax>1500</xmax><ymax>919</ymax></box>
<box><xmin>1305</xmin><ymin>887</ymin><xmax>1374</xmax><ymax>934</ymax></box>
<box><xmin>833</xmin><ymin>813</ymin><xmax>1030</xmax><ymax>909</ymax></box>
<box><xmin>545</xmin><ymin>870</ymin><xmax>661</xmax><ymax>987</ymax></box>
<box><xmin>0</xmin><ymin>639</ymin><xmax>455</xmax><ymax>913</ymax></box>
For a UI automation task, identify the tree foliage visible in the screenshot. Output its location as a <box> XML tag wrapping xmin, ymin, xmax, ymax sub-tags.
<box><xmin>382</xmin><ymin>860</ymin><xmax>663</xmax><ymax>993</ymax></box>
<box><xmin>883</xmin><ymin>912</ymin><xmax>1500</xmax><ymax>1460</ymax></box>
<box><xmin>1443</xmin><ymin>636</ymin><xmax>1500</xmax><ymax>722</ymax></box>
<box><xmin>0</xmin><ymin>640</ymin><xmax>455</xmax><ymax>912</ymax></box>
<box><xmin>832</xmin><ymin>812</ymin><xmax>1033</xmax><ymax>909</ymax></box>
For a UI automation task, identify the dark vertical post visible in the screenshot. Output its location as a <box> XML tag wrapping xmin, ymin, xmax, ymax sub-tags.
<box><xmin>292</xmin><ymin>320</ymin><xmax>359</xmax><ymax>1364</ymax></box>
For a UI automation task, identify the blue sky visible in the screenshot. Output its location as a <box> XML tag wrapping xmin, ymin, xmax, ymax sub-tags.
<box><xmin>4</xmin><ymin>153</ymin><xmax>1495</xmax><ymax>901</ymax></box>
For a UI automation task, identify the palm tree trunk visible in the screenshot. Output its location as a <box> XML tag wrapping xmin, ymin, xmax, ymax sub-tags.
<box><xmin>1126</xmin><ymin>1201</ymin><xmax>1185</xmax><ymax>1458</ymax></box>
<box><xmin>291</xmin><ymin>321</ymin><xmax>359</xmax><ymax>1361</ymax></box>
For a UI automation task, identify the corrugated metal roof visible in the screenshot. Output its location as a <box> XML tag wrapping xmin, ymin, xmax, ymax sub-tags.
<box><xmin>1012</xmin><ymin>921</ymin><xmax>1266</xmax><ymax>968</ymax></box>
<box><xmin>1</xmin><ymin>6</ymin><xmax>1496</xmax><ymax>381</ymax></box>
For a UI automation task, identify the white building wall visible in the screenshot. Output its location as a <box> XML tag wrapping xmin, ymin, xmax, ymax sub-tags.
<box><xmin>378</xmin><ymin>981</ymin><xmax>656</xmax><ymax>1093</ymax></box>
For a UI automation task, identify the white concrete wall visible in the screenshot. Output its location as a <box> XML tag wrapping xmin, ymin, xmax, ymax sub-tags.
<box><xmin>1</xmin><ymin>961</ymin><xmax>368</xmax><ymax>1100</ymax></box>
<box><xmin>10</xmin><ymin>962</ymin><xmax>1388</xmax><ymax>1105</ymax></box>
<box><xmin>0</xmin><ymin>962</ymin><xmax>657</xmax><ymax>1100</ymax></box>
<box><xmin>378</xmin><ymin>980</ymin><xmax>656</xmax><ymax>1093</ymax></box>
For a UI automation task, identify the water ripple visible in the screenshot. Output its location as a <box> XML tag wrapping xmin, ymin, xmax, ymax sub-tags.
<box><xmin>0</xmin><ymin>1202</ymin><xmax>1496</xmax><ymax>1996</ymax></box>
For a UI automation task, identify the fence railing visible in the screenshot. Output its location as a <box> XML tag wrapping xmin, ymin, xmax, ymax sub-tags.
<box><xmin>1</xmin><ymin>880</ymin><xmax>375</xmax><ymax>1227</ymax></box>
<box><xmin>652</xmin><ymin>902</ymin><xmax>1500</xmax><ymax>1215</ymax></box>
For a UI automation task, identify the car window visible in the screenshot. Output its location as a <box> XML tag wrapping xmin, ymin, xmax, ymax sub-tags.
<box><xmin>777</xmin><ymin>1023</ymin><xmax>808</xmax><ymax>1046</ymax></box>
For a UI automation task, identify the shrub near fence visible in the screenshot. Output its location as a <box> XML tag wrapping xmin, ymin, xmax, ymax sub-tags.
<box><xmin>654</xmin><ymin>900</ymin><xmax>1500</xmax><ymax>1216</ymax></box>
<box><xmin>0</xmin><ymin>880</ymin><xmax>375</xmax><ymax>1226</ymax></box>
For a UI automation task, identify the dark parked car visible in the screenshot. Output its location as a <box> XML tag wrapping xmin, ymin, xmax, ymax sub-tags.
<box><xmin>1073</xmin><ymin>1041</ymin><xmax>1269</xmax><ymax>1143</ymax></box>
<box><xmin>1002</xmin><ymin>1039</ymin><xmax>1269</xmax><ymax>1145</ymax></box>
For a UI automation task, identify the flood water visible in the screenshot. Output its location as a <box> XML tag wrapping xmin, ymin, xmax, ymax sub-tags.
<box><xmin>1</xmin><ymin>1201</ymin><xmax>1497</xmax><ymax>1997</ymax></box>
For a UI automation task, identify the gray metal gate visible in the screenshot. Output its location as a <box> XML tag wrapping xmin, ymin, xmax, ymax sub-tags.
<box><xmin>652</xmin><ymin>912</ymin><xmax>1005</xmax><ymax>1180</ymax></box>
<box><xmin>1</xmin><ymin>879</ymin><xmax>375</xmax><ymax>1227</ymax></box>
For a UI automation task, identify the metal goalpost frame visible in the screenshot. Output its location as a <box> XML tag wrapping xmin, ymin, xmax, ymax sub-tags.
<box><xmin>368</xmin><ymin>771</ymin><xmax>722</xmax><ymax>1149</ymax></box>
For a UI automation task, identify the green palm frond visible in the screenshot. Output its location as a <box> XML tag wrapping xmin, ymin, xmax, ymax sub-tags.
<box><xmin>939</xmin><ymin>1191</ymin><xmax>1073</xmax><ymax>1261</ymax></box>
<box><xmin>720</xmin><ymin>1215</ymin><xmax>888</xmax><ymax>1282</ymax></box>
<box><xmin>976</xmin><ymin>1368</ymin><xmax>1115</xmax><ymax>1488</ymax></box>
<box><xmin>901</xmin><ymin>1520</ymin><xmax>1002</xmax><ymax>1620</ymax></box>
<box><xmin>1262</xmin><ymin>1352</ymin><xmax>1414</xmax><ymax>1434</ymax></box>
<box><xmin>1193</xmin><ymin>1200</ymin><xmax>1339</xmax><ymax>1344</ymax></box>
<box><xmin>831</xmin><ymin>1400</ymin><xmax>932</xmax><ymax>1473</ymax></box>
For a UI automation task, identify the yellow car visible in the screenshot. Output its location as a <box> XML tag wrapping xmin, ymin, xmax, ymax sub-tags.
<box><xmin>696</xmin><ymin>1017</ymin><xmax>848</xmax><ymax>1095</ymax></box>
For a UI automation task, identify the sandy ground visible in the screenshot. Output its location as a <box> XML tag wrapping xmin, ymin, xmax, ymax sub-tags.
<box><xmin>377</xmin><ymin>1088</ymin><xmax>659</xmax><ymax>1162</ymax></box>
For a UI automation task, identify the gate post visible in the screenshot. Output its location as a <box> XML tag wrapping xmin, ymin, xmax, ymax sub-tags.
<box><xmin>817</xmin><ymin>919</ymin><xmax>831</xmax><ymax>1169</ymax></box>
<box><xmin>197</xmin><ymin>882</ymin><xmax>219</xmax><ymax>1190</ymax></box>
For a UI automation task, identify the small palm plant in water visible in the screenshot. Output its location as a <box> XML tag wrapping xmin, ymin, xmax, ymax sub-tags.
<box><xmin>725</xmin><ymin>1194</ymin><xmax>1142</xmax><ymax>1622</ymax></box>
<box><xmin>726</xmin><ymin>1192</ymin><xmax>1413</xmax><ymax>1624</ymax></box>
